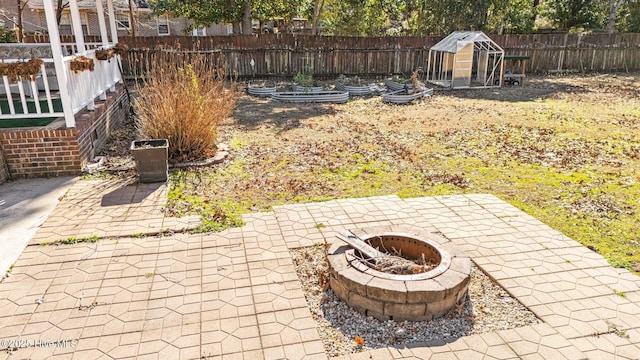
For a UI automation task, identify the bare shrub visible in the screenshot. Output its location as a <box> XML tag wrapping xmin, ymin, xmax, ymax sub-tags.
<box><xmin>134</xmin><ymin>51</ymin><xmax>235</xmax><ymax>163</ymax></box>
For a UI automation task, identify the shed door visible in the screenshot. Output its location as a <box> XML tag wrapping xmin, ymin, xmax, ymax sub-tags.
<box><xmin>477</xmin><ymin>50</ymin><xmax>489</xmax><ymax>84</ymax></box>
<box><xmin>453</xmin><ymin>43</ymin><xmax>473</xmax><ymax>88</ymax></box>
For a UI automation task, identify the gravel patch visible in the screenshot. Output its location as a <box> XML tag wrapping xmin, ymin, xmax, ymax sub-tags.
<box><xmin>291</xmin><ymin>244</ymin><xmax>540</xmax><ymax>357</ymax></box>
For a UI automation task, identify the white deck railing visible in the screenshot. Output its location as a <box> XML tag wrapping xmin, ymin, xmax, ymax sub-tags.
<box><xmin>1</xmin><ymin>58</ymin><xmax>64</xmax><ymax>120</ymax></box>
<box><xmin>0</xmin><ymin>43</ymin><xmax>121</xmax><ymax>122</ymax></box>
<box><xmin>64</xmin><ymin>46</ymin><xmax>121</xmax><ymax>114</ymax></box>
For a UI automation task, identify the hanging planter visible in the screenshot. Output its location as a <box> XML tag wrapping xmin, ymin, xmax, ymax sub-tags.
<box><xmin>95</xmin><ymin>43</ymin><xmax>127</xmax><ymax>62</ymax></box>
<box><xmin>69</xmin><ymin>56</ymin><xmax>95</xmax><ymax>73</ymax></box>
<box><xmin>112</xmin><ymin>43</ymin><xmax>128</xmax><ymax>57</ymax></box>
<box><xmin>0</xmin><ymin>58</ymin><xmax>44</xmax><ymax>82</ymax></box>
<box><xmin>95</xmin><ymin>49</ymin><xmax>115</xmax><ymax>61</ymax></box>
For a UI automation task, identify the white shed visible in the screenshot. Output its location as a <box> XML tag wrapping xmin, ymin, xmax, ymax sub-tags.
<box><xmin>426</xmin><ymin>31</ymin><xmax>504</xmax><ymax>89</ymax></box>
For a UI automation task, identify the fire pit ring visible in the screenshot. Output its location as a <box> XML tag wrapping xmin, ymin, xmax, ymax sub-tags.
<box><xmin>328</xmin><ymin>228</ymin><xmax>471</xmax><ymax>322</ymax></box>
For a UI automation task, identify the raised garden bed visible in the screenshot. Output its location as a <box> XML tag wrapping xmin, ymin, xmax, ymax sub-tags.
<box><xmin>334</xmin><ymin>80</ymin><xmax>373</xmax><ymax>96</ymax></box>
<box><xmin>292</xmin><ymin>84</ymin><xmax>324</xmax><ymax>93</ymax></box>
<box><xmin>384</xmin><ymin>78</ymin><xmax>408</xmax><ymax>91</ymax></box>
<box><xmin>271</xmin><ymin>91</ymin><xmax>349</xmax><ymax>103</ymax></box>
<box><xmin>382</xmin><ymin>88</ymin><xmax>433</xmax><ymax>104</ymax></box>
<box><xmin>247</xmin><ymin>81</ymin><xmax>277</xmax><ymax>97</ymax></box>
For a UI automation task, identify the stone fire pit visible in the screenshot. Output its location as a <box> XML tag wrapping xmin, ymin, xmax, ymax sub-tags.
<box><xmin>327</xmin><ymin>227</ymin><xmax>471</xmax><ymax>322</ymax></box>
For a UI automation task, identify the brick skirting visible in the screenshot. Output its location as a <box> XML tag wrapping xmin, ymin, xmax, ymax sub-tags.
<box><xmin>0</xmin><ymin>146</ymin><xmax>8</xmax><ymax>183</ymax></box>
<box><xmin>0</xmin><ymin>85</ymin><xmax>129</xmax><ymax>182</ymax></box>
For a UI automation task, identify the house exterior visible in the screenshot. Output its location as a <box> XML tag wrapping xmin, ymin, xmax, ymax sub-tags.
<box><xmin>0</xmin><ymin>0</ymin><xmax>128</xmax><ymax>182</ymax></box>
<box><xmin>0</xmin><ymin>0</ymin><xmax>230</xmax><ymax>38</ymax></box>
<box><xmin>0</xmin><ymin>0</ymin><xmax>235</xmax><ymax>183</ymax></box>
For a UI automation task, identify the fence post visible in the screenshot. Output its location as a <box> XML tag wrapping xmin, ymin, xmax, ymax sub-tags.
<box><xmin>393</xmin><ymin>43</ymin><xmax>400</xmax><ymax>74</ymax></box>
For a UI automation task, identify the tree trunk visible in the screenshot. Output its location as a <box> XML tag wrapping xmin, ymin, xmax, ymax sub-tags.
<box><xmin>531</xmin><ymin>0</ymin><xmax>540</xmax><ymax>24</ymax></box>
<box><xmin>311</xmin><ymin>0</ymin><xmax>325</xmax><ymax>35</ymax></box>
<box><xmin>242</xmin><ymin>0</ymin><xmax>252</xmax><ymax>35</ymax></box>
<box><xmin>128</xmin><ymin>0</ymin><xmax>136</xmax><ymax>36</ymax></box>
<box><xmin>607</xmin><ymin>0</ymin><xmax>624</xmax><ymax>34</ymax></box>
<box><xmin>56</xmin><ymin>7</ymin><xmax>61</xmax><ymax>27</ymax></box>
<box><xmin>56</xmin><ymin>0</ymin><xmax>67</xmax><ymax>28</ymax></box>
<box><xmin>16</xmin><ymin>0</ymin><xmax>23</xmax><ymax>42</ymax></box>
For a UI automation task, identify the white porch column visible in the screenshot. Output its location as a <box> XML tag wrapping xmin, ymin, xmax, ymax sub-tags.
<box><xmin>106</xmin><ymin>0</ymin><xmax>119</xmax><ymax>44</ymax></box>
<box><xmin>95</xmin><ymin>0</ymin><xmax>110</xmax><ymax>102</ymax></box>
<box><xmin>95</xmin><ymin>0</ymin><xmax>110</xmax><ymax>47</ymax></box>
<box><xmin>106</xmin><ymin>0</ymin><xmax>119</xmax><ymax>92</ymax></box>
<box><xmin>68</xmin><ymin>0</ymin><xmax>86</xmax><ymax>53</ymax></box>
<box><xmin>42</xmin><ymin>0</ymin><xmax>75</xmax><ymax>128</ymax></box>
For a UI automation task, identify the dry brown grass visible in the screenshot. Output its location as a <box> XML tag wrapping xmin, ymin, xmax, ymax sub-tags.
<box><xmin>168</xmin><ymin>72</ymin><xmax>640</xmax><ymax>272</ymax></box>
<box><xmin>134</xmin><ymin>52</ymin><xmax>235</xmax><ymax>163</ymax></box>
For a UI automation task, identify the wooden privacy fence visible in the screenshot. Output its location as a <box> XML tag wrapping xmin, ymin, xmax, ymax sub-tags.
<box><xmin>119</xmin><ymin>35</ymin><xmax>442</xmax><ymax>79</ymax></box>
<box><xmin>496</xmin><ymin>33</ymin><xmax>640</xmax><ymax>73</ymax></box>
<box><xmin>24</xmin><ymin>33</ymin><xmax>640</xmax><ymax>78</ymax></box>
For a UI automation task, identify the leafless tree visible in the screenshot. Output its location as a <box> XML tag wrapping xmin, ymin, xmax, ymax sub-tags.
<box><xmin>16</xmin><ymin>0</ymin><xmax>29</xmax><ymax>42</ymax></box>
<box><xmin>128</xmin><ymin>0</ymin><xmax>136</xmax><ymax>36</ymax></box>
<box><xmin>56</xmin><ymin>0</ymin><xmax>69</xmax><ymax>28</ymax></box>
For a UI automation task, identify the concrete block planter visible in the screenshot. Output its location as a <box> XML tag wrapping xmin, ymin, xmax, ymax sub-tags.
<box><xmin>131</xmin><ymin>139</ymin><xmax>168</xmax><ymax>183</ymax></box>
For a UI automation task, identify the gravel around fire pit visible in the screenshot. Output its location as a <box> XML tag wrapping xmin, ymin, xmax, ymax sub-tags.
<box><xmin>291</xmin><ymin>244</ymin><xmax>541</xmax><ymax>357</ymax></box>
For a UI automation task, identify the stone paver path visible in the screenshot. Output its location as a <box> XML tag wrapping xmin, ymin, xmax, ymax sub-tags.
<box><xmin>1</xmin><ymin>179</ymin><xmax>639</xmax><ymax>359</ymax></box>
<box><xmin>30</xmin><ymin>179</ymin><xmax>200</xmax><ymax>244</ymax></box>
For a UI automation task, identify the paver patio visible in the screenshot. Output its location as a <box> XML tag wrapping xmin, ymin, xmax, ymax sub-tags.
<box><xmin>1</xmin><ymin>179</ymin><xmax>639</xmax><ymax>359</ymax></box>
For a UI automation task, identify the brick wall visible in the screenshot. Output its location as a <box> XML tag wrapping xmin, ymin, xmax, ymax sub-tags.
<box><xmin>74</xmin><ymin>86</ymin><xmax>130</xmax><ymax>165</ymax></box>
<box><xmin>0</xmin><ymin>148</ymin><xmax>8</xmax><ymax>183</ymax></box>
<box><xmin>0</xmin><ymin>85</ymin><xmax>129</xmax><ymax>180</ymax></box>
<box><xmin>0</xmin><ymin>129</ymin><xmax>80</xmax><ymax>178</ymax></box>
